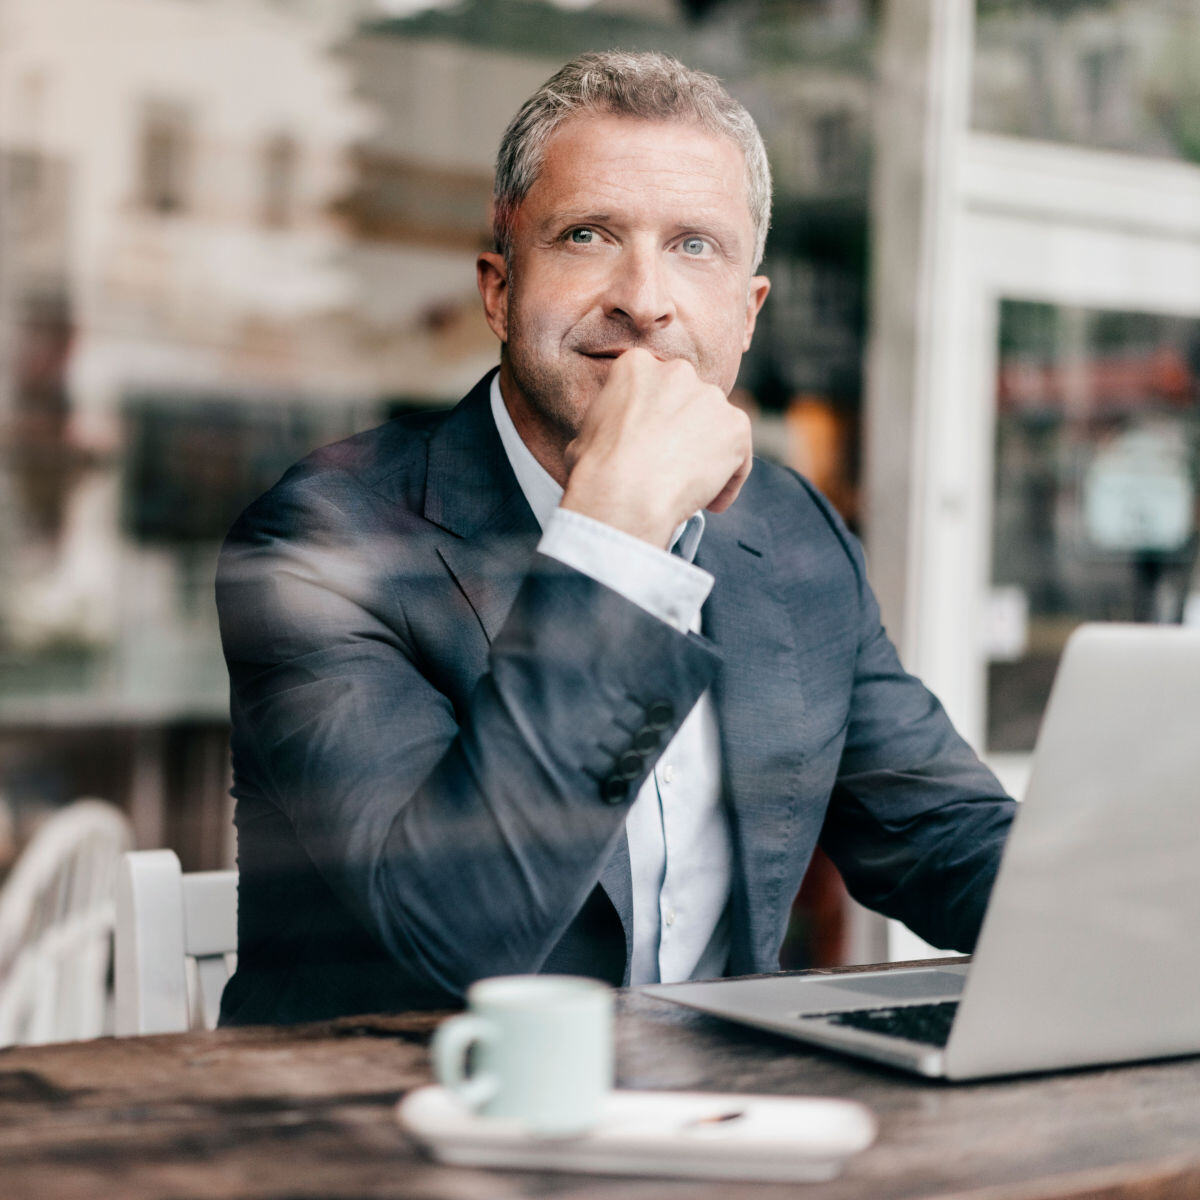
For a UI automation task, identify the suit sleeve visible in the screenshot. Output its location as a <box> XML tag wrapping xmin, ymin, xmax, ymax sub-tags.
<box><xmin>217</xmin><ymin>471</ymin><xmax>719</xmax><ymax>999</ymax></box>
<box><xmin>808</xmin><ymin>489</ymin><xmax>1017</xmax><ymax>953</ymax></box>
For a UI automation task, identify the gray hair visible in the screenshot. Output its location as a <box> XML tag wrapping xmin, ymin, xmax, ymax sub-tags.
<box><xmin>493</xmin><ymin>50</ymin><xmax>771</xmax><ymax>269</ymax></box>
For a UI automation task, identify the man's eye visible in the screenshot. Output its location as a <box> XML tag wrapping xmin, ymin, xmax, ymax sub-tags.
<box><xmin>680</xmin><ymin>236</ymin><xmax>710</xmax><ymax>256</ymax></box>
<box><xmin>568</xmin><ymin>228</ymin><xmax>595</xmax><ymax>244</ymax></box>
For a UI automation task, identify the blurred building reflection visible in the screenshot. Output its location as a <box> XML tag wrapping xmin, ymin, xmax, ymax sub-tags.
<box><xmin>0</xmin><ymin>0</ymin><xmax>875</xmax><ymax>965</ymax></box>
<box><xmin>988</xmin><ymin>302</ymin><xmax>1200</xmax><ymax>752</ymax></box>
<box><xmin>974</xmin><ymin>0</ymin><xmax>1200</xmax><ymax>163</ymax></box>
<box><xmin>1</xmin><ymin>0</ymin><xmax>1197</xmax><ymax>968</ymax></box>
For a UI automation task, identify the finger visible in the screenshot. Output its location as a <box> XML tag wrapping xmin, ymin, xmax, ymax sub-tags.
<box><xmin>706</xmin><ymin>445</ymin><xmax>753</xmax><ymax>514</ymax></box>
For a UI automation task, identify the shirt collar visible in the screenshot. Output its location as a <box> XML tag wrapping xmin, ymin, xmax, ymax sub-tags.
<box><xmin>489</xmin><ymin>372</ymin><xmax>705</xmax><ymax>560</ymax></box>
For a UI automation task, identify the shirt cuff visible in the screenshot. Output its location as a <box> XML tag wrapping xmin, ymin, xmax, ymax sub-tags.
<box><xmin>538</xmin><ymin>507</ymin><xmax>713</xmax><ymax>634</ymax></box>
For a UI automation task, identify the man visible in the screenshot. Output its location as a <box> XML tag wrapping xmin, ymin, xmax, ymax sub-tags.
<box><xmin>216</xmin><ymin>51</ymin><xmax>1015</xmax><ymax>1026</ymax></box>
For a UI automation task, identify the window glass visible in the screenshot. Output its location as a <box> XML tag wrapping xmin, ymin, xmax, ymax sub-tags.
<box><xmin>973</xmin><ymin>0</ymin><xmax>1200</xmax><ymax>165</ymax></box>
<box><xmin>987</xmin><ymin>300</ymin><xmax>1200</xmax><ymax>753</ymax></box>
<box><xmin>0</xmin><ymin>0</ymin><xmax>875</xmax><ymax>920</ymax></box>
<box><xmin>261</xmin><ymin>134</ymin><xmax>299</xmax><ymax>229</ymax></box>
<box><xmin>138</xmin><ymin>99</ymin><xmax>193</xmax><ymax>215</ymax></box>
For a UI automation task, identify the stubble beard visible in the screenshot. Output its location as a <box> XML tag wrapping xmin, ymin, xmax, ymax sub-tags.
<box><xmin>501</xmin><ymin>307</ymin><xmax>589</xmax><ymax>456</ymax></box>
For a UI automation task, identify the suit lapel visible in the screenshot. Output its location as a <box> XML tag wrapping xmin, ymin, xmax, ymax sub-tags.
<box><xmin>435</xmin><ymin>493</ymin><xmax>541</xmax><ymax>643</ymax></box>
<box><xmin>696</xmin><ymin>504</ymin><xmax>805</xmax><ymax>976</ymax></box>
<box><xmin>598</xmin><ymin>827</ymin><xmax>632</xmax><ymax>984</ymax></box>
<box><xmin>424</xmin><ymin>373</ymin><xmax>634</xmax><ymax>958</ymax></box>
<box><xmin>425</xmin><ymin>373</ymin><xmax>541</xmax><ymax>642</ymax></box>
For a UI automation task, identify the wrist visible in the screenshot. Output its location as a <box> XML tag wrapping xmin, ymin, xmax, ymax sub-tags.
<box><xmin>561</xmin><ymin>468</ymin><xmax>676</xmax><ymax>549</ymax></box>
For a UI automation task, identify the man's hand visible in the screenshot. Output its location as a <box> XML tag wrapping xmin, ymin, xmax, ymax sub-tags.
<box><xmin>560</xmin><ymin>349</ymin><xmax>753</xmax><ymax>549</ymax></box>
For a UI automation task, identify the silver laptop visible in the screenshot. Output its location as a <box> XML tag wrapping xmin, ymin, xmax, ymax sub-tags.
<box><xmin>643</xmin><ymin>623</ymin><xmax>1200</xmax><ymax>1080</ymax></box>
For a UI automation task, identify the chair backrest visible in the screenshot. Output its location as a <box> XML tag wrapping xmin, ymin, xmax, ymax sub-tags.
<box><xmin>0</xmin><ymin>798</ymin><xmax>133</xmax><ymax>1046</ymax></box>
<box><xmin>115</xmin><ymin>850</ymin><xmax>238</xmax><ymax>1035</ymax></box>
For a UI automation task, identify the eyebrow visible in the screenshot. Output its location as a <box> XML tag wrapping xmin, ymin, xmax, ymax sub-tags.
<box><xmin>538</xmin><ymin>211</ymin><xmax>612</xmax><ymax>232</ymax></box>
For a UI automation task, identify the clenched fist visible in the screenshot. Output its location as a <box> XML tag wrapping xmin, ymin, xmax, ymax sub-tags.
<box><xmin>559</xmin><ymin>349</ymin><xmax>753</xmax><ymax>549</ymax></box>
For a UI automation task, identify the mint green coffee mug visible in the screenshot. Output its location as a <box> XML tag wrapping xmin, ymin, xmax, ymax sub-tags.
<box><xmin>432</xmin><ymin>975</ymin><xmax>613</xmax><ymax>1135</ymax></box>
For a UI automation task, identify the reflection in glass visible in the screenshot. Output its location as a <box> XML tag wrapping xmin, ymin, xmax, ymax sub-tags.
<box><xmin>988</xmin><ymin>301</ymin><xmax>1200</xmax><ymax>752</ymax></box>
<box><xmin>974</xmin><ymin>0</ymin><xmax>1200</xmax><ymax>166</ymax></box>
<box><xmin>0</xmin><ymin>0</ymin><xmax>877</xmax><ymax>956</ymax></box>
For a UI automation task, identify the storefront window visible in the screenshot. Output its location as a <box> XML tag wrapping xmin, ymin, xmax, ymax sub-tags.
<box><xmin>0</xmin><ymin>0</ymin><xmax>877</xmax><ymax>942</ymax></box>
<box><xmin>987</xmin><ymin>300</ymin><xmax>1200</xmax><ymax>752</ymax></box>
<box><xmin>974</xmin><ymin>0</ymin><xmax>1200</xmax><ymax>166</ymax></box>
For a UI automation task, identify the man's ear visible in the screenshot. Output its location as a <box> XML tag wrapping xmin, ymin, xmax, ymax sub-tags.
<box><xmin>742</xmin><ymin>274</ymin><xmax>771</xmax><ymax>351</ymax></box>
<box><xmin>477</xmin><ymin>252</ymin><xmax>509</xmax><ymax>343</ymax></box>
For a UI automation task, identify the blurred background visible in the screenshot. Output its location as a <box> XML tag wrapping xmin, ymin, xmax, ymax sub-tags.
<box><xmin>0</xmin><ymin>0</ymin><xmax>1198</xmax><ymax>976</ymax></box>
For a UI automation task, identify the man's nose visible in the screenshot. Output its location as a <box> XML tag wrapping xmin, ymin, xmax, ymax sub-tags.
<box><xmin>602</xmin><ymin>244</ymin><xmax>675</xmax><ymax>333</ymax></box>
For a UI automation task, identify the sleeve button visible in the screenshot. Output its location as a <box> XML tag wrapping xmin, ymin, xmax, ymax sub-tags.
<box><xmin>601</xmin><ymin>776</ymin><xmax>628</xmax><ymax>804</ymax></box>
<box><xmin>616</xmin><ymin>750</ymin><xmax>644</xmax><ymax>780</ymax></box>
<box><xmin>645</xmin><ymin>700</ymin><xmax>674</xmax><ymax>730</ymax></box>
<box><xmin>632</xmin><ymin>726</ymin><xmax>660</xmax><ymax>753</ymax></box>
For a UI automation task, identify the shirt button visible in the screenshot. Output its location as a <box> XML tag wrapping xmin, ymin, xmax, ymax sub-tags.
<box><xmin>664</xmin><ymin>909</ymin><xmax>676</xmax><ymax>926</ymax></box>
<box><xmin>662</xmin><ymin>764</ymin><xmax>675</xmax><ymax>784</ymax></box>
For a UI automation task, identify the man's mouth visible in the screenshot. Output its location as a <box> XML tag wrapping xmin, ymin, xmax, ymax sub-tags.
<box><xmin>578</xmin><ymin>349</ymin><xmax>625</xmax><ymax>359</ymax></box>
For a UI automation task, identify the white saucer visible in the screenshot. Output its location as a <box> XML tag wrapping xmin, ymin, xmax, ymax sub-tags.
<box><xmin>396</xmin><ymin>1085</ymin><xmax>877</xmax><ymax>1182</ymax></box>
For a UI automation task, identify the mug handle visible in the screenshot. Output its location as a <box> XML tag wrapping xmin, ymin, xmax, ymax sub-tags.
<box><xmin>432</xmin><ymin>1013</ymin><xmax>500</xmax><ymax>1110</ymax></box>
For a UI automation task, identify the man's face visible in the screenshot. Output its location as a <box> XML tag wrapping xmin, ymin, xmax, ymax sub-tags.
<box><xmin>478</xmin><ymin>113</ymin><xmax>770</xmax><ymax>468</ymax></box>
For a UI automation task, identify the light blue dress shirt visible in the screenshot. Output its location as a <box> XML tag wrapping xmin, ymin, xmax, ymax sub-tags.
<box><xmin>489</xmin><ymin>376</ymin><xmax>733</xmax><ymax>984</ymax></box>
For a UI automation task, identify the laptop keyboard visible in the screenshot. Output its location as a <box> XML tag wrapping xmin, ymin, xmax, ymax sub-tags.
<box><xmin>807</xmin><ymin>1000</ymin><xmax>959</xmax><ymax>1047</ymax></box>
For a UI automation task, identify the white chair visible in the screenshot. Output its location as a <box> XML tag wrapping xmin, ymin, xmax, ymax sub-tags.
<box><xmin>115</xmin><ymin>849</ymin><xmax>238</xmax><ymax>1035</ymax></box>
<box><xmin>0</xmin><ymin>798</ymin><xmax>133</xmax><ymax>1046</ymax></box>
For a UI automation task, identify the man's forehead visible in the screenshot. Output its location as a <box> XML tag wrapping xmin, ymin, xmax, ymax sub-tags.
<box><xmin>539</xmin><ymin>111</ymin><xmax>746</xmax><ymax>173</ymax></box>
<box><xmin>523</xmin><ymin>112</ymin><xmax>753</xmax><ymax>226</ymax></box>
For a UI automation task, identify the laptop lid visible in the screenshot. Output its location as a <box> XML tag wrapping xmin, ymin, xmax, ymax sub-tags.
<box><xmin>944</xmin><ymin>623</ymin><xmax>1200</xmax><ymax>1078</ymax></box>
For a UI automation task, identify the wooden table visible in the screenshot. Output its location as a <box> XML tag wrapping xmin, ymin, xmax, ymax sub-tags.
<box><xmin>3</xmin><ymin>963</ymin><xmax>1200</xmax><ymax>1199</ymax></box>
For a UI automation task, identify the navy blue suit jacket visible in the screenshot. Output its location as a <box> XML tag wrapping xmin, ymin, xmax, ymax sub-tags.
<box><xmin>216</xmin><ymin>373</ymin><xmax>1015</xmax><ymax>1026</ymax></box>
